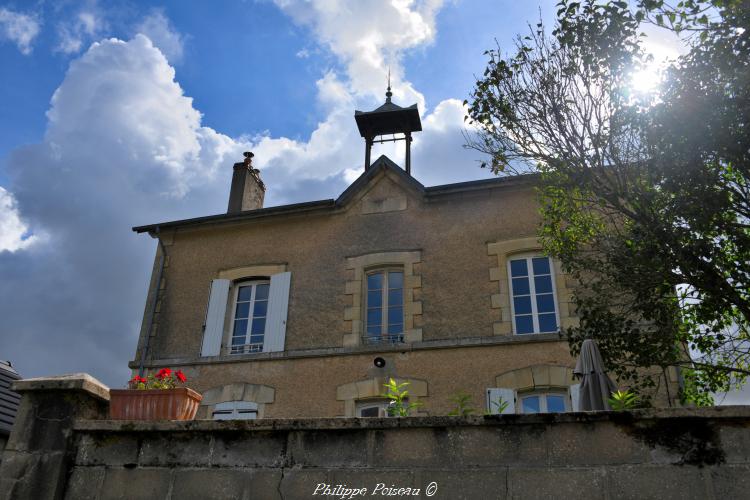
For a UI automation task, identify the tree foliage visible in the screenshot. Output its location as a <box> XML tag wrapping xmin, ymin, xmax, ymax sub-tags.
<box><xmin>466</xmin><ymin>0</ymin><xmax>750</xmax><ymax>404</ymax></box>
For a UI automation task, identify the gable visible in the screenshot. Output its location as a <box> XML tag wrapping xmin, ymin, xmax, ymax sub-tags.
<box><xmin>336</xmin><ymin>155</ymin><xmax>425</xmax><ymax>215</ymax></box>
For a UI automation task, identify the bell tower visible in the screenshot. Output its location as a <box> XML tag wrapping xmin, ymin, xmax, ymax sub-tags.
<box><xmin>354</xmin><ymin>79</ymin><xmax>422</xmax><ymax>175</ymax></box>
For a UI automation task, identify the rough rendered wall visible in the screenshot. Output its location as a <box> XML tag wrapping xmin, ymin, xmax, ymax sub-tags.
<box><xmin>67</xmin><ymin>408</ymin><xmax>750</xmax><ymax>500</ymax></box>
<box><xmin>146</xmin><ymin>177</ymin><xmax>542</xmax><ymax>359</ymax></box>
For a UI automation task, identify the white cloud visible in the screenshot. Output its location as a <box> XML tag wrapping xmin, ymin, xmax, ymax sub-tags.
<box><xmin>0</xmin><ymin>35</ymin><xmax>249</xmax><ymax>385</ymax></box>
<box><xmin>135</xmin><ymin>10</ymin><xmax>185</xmax><ymax>63</ymax></box>
<box><xmin>0</xmin><ymin>187</ymin><xmax>39</xmax><ymax>252</ymax></box>
<box><xmin>274</xmin><ymin>0</ymin><xmax>442</xmax><ymax>106</ymax></box>
<box><xmin>0</xmin><ymin>7</ymin><xmax>40</xmax><ymax>55</ymax></box>
<box><xmin>56</xmin><ymin>10</ymin><xmax>104</xmax><ymax>54</ymax></box>
<box><xmin>253</xmin><ymin>0</ymin><xmax>490</xmax><ymax>188</ymax></box>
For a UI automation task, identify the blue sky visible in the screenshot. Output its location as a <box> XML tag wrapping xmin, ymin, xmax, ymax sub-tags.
<box><xmin>3</xmin><ymin>0</ymin><xmax>721</xmax><ymax>403</ymax></box>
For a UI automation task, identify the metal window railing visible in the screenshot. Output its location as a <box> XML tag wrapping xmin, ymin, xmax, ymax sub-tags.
<box><xmin>227</xmin><ymin>342</ymin><xmax>263</xmax><ymax>355</ymax></box>
<box><xmin>361</xmin><ymin>333</ymin><xmax>405</xmax><ymax>345</ymax></box>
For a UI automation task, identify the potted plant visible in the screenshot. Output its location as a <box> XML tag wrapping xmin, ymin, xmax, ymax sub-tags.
<box><xmin>109</xmin><ymin>368</ymin><xmax>202</xmax><ymax>420</ymax></box>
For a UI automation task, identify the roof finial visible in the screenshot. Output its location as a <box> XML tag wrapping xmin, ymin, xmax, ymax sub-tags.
<box><xmin>385</xmin><ymin>67</ymin><xmax>392</xmax><ymax>103</ymax></box>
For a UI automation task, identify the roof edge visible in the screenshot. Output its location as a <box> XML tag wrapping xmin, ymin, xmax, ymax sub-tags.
<box><xmin>132</xmin><ymin>170</ymin><xmax>538</xmax><ymax>235</ymax></box>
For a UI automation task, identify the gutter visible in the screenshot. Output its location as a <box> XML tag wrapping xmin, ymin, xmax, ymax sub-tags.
<box><xmin>138</xmin><ymin>226</ymin><xmax>167</xmax><ymax>377</ymax></box>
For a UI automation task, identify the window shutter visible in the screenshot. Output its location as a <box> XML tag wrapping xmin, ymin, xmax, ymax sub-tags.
<box><xmin>570</xmin><ymin>383</ymin><xmax>581</xmax><ymax>412</ymax></box>
<box><xmin>263</xmin><ymin>272</ymin><xmax>291</xmax><ymax>352</ymax></box>
<box><xmin>200</xmin><ymin>279</ymin><xmax>230</xmax><ymax>357</ymax></box>
<box><xmin>487</xmin><ymin>388</ymin><xmax>515</xmax><ymax>415</ymax></box>
<box><xmin>213</xmin><ymin>401</ymin><xmax>258</xmax><ymax>420</ymax></box>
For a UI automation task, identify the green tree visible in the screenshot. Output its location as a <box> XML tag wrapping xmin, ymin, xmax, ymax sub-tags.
<box><xmin>466</xmin><ymin>0</ymin><xmax>750</xmax><ymax>404</ymax></box>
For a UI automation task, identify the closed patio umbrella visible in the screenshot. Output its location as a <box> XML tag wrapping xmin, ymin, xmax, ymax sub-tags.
<box><xmin>573</xmin><ymin>338</ymin><xmax>618</xmax><ymax>411</ymax></box>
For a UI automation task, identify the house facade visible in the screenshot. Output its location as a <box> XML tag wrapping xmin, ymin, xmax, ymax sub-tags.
<box><xmin>130</xmin><ymin>95</ymin><xmax>678</xmax><ymax>419</ymax></box>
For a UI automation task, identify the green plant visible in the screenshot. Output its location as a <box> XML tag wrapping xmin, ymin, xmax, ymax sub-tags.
<box><xmin>609</xmin><ymin>390</ymin><xmax>639</xmax><ymax>411</ymax></box>
<box><xmin>381</xmin><ymin>378</ymin><xmax>422</xmax><ymax>417</ymax></box>
<box><xmin>448</xmin><ymin>391</ymin><xmax>477</xmax><ymax>416</ymax></box>
<box><xmin>485</xmin><ymin>396</ymin><xmax>510</xmax><ymax>415</ymax></box>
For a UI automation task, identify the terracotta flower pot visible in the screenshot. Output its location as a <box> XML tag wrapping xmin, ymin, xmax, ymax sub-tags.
<box><xmin>109</xmin><ymin>387</ymin><xmax>203</xmax><ymax>420</ymax></box>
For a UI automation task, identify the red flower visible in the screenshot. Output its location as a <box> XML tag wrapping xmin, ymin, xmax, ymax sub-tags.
<box><xmin>156</xmin><ymin>368</ymin><xmax>172</xmax><ymax>379</ymax></box>
<box><xmin>176</xmin><ymin>370</ymin><xmax>187</xmax><ymax>383</ymax></box>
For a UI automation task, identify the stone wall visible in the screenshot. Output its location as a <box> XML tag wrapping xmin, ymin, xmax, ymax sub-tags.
<box><xmin>1</xmin><ymin>375</ymin><xmax>749</xmax><ymax>499</ymax></box>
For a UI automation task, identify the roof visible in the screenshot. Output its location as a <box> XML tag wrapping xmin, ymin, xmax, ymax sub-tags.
<box><xmin>133</xmin><ymin>155</ymin><xmax>537</xmax><ymax>235</ymax></box>
<box><xmin>354</xmin><ymin>102</ymin><xmax>422</xmax><ymax>137</ymax></box>
<box><xmin>0</xmin><ymin>360</ymin><xmax>21</xmax><ymax>436</ymax></box>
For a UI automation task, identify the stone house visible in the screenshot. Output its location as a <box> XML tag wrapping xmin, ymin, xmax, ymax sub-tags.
<box><xmin>130</xmin><ymin>91</ymin><xmax>674</xmax><ymax>419</ymax></box>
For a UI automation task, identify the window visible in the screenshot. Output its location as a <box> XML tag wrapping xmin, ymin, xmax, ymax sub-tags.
<box><xmin>230</xmin><ymin>280</ymin><xmax>269</xmax><ymax>354</ymax></box>
<box><xmin>508</xmin><ymin>255</ymin><xmax>559</xmax><ymax>334</ymax></box>
<box><xmin>212</xmin><ymin>401</ymin><xmax>258</xmax><ymax>420</ymax></box>
<box><xmin>200</xmin><ymin>271</ymin><xmax>291</xmax><ymax>357</ymax></box>
<box><xmin>519</xmin><ymin>391</ymin><xmax>569</xmax><ymax>414</ymax></box>
<box><xmin>356</xmin><ymin>399</ymin><xmax>392</xmax><ymax>417</ymax></box>
<box><xmin>364</xmin><ymin>269</ymin><xmax>404</xmax><ymax>344</ymax></box>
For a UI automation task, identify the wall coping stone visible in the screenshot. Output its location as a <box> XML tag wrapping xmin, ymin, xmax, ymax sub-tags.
<box><xmin>73</xmin><ymin>406</ymin><xmax>750</xmax><ymax>432</ymax></box>
<box><xmin>12</xmin><ymin>373</ymin><xmax>110</xmax><ymax>402</ymax></box>
<box><xmin>130</xmin><ymin>332</ymin><xmax>563</xmax><ymax>369</ymax></box>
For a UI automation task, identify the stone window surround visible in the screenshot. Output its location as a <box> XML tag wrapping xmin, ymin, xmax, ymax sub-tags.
<box><xmin>198</xmin><ymin>382</ymin><xmax>275</xmax><ymax>419</ymax></box>
<box><xmin>216</xmin><ymin>264</ymin><xmax>287</xmax><ymax>353</ymax></box>
<box><xmin>336</xmin><ymin>376</ymin><xmax>428</xmax><ymax>417</ymax></box>
<box><xmin>343</xmin><ymin>251</ymin><xmax>423</xmax><ymax>346</ymax></box>
<box><xmin>494</xmin><ymin>364</ymin><xmax>576</xmax><ymax>392</ymax></box>
<box><xmin>487</xmin><ymin>237</ymin><xmax>576</xmax><ymax>336</ymax></box>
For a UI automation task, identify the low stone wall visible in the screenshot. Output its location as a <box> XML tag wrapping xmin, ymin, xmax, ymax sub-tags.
<box><xmin>1</xmin><ymin>375</ymin><xmax>749</xmax><ymax>499</ymax></box>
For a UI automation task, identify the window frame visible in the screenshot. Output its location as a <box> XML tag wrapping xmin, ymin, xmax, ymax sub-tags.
<box><xmin>507</xmin><ymin>254</ymin><xmax>560</xmax><ymax>335</ymax></box>
<box><xmin>517</xmin><ymin>390</ymin><xmax>570</xmax><ymax>414</ymax></box>
<box><xmin>364</xmin><ymin>267</ymin><xmax>405</xmax><ymax>344</ymax></box>
<box><xmin>229</xmin><ymin>278</ymin><xmax>271</xmax><ymax>354</ymax></box>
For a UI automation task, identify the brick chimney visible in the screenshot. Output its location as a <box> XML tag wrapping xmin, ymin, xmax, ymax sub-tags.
<box><xmin>227</xmin><ymin>152</ymin><xmax>265</xmax><ymax>213</ymax></box>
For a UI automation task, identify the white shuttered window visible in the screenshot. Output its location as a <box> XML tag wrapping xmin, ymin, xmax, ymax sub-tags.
<box><xmin>200</xmin><ymin>272</ymin><xmax>291</xmax><ymax>357</ymax></box>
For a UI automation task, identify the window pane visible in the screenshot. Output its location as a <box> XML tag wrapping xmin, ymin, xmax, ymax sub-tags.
<box><xmin>359</xmin><ymin>407</ymin><xmax>380</xmax><ymax>417</ymax></box>
<box><xmin>532</xmin><ymin>257</ymin><xmax>551</xmax><ymax>275</ymax></box>
<box><xmin>232</xmin><ymin>320</ymin><xmax>247</xmax><ymax>341</ymax></box>
<box><xmin>367</xmin><ymin>290</ymin><xmax>382</xmax><ymax>308</ymax></box>
<box><xmin>522</xmin><ymin>396</ymin><xmax>540</xmax><ymax>414</ymax></box>
<box><xmin>367</xmin><ymin>272</ymin><xmax>383</xmax><ymax>290</ymax></box>
<box><xmin>515</xmin><ymin>315</ymin><xmax>534</xmax><ymax>334</ymax></box>
<box><xmin>237</xmin><ymin>286</ymin><xmax>252</xmax><ymax>301</ymax></box>
<box><xmin>536</xmin><ymin>294</ymin><xmax>556</xmax><ymax>313</ymax></box>
<box><xmin>367</xmin><ymin>309</ymin><xmax>382</xmax><ymax>326</ymax></box>
<box><xmin>388</xmin><ymin>289</ymin><xmax>403</xmax><ymax>307</ymax></box>
<box><xmin>511</xmin><ymin>277</ymin><xmax>530</xmax><ymax>296</ymax></box>
<box><xmin>546</xmin><ymin>395</ymin><xmax>566</xmax><ymax>413</ymax></box>
<box><xmin>510</xmin><ymin>259</ymin><xmax>528</xmax><ymax>277</ymax></box>
<box><xmin>534</xmin><ymin>275</ymin><xmax>553</xmax><ymax>294</ymax></box>
<box><xmin>253</xmin><ymin>300</ymin><xmax>268</xmax><ymax>317</ymax></box>
<box><xmin>366</xmin><ymin>324</ymin><xmax>381</xmax><ymax>335</ymax></box>
<box><xmin>249</xmin><ymin>334</ymin><xmax>264</xmax><ymax>345</ymax></box>
<box><xmin>255</xmin><ymin>284</ymin><xmax>269</xmax><ymax>300</ymax></box>
<box><xmin>387</xmin><ymin>322</ymin><xmax>403</xmax><ymax>334</ymax></box>
<box><xmin>251</xmin><ymin>318</ymin><xmax>266</xmax><ymax>335</ymax></box>
<box><xmin>388</xmin><ymin>306</ymin><xmax>403</xmax><ymax>325</ymax></box>
<box><xmin>388</xmin><ymin>271</ymin><xmax>403</xmax><ymax>289</ymax></box>
<box><xmin>538</xmin><ymin>313</ymin><xmax>558</xmax><ymax>332</ymax></box>
<box><xmin>234</xmin><ymin>302</ymin><xmax>250</xmax><ymax>319</ymax></box>
<box><xmin>514</xmin><ymin>296</ymin><xmax>532</xmax><ymax>315</ymax></box>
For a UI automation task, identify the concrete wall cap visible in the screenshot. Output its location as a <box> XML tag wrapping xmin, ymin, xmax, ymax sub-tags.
<box><xmin>12</xmin><ymin>373</ymin><xmax>110</xmax><ymax>402</ymax></box>
<box><xmin>71</xmin><ymin>406</ymin><xmax>750</xmax><ymax>433</ymax></box>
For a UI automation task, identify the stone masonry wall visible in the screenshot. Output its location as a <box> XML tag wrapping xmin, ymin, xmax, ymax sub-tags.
<box><xmin>1</xmin><ymin>375</ymin><xmax>750</xmax><ymax>500</ymax></box>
